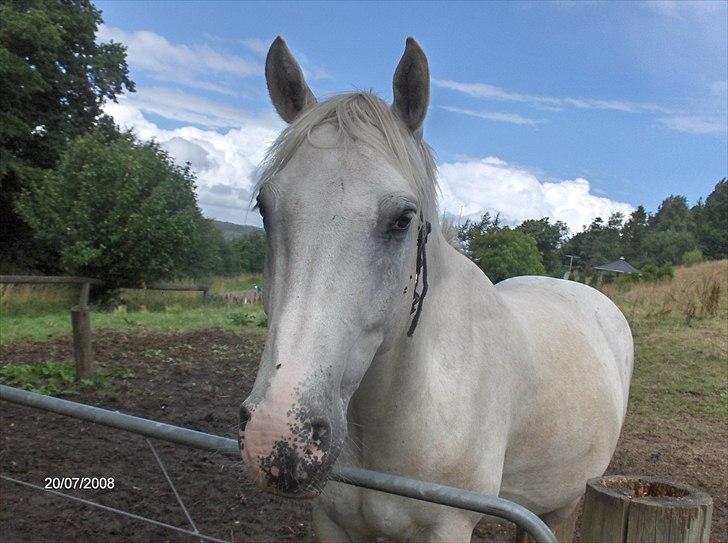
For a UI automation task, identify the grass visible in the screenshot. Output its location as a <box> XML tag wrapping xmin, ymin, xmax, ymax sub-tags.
<box><xmin>0</xmin><ymin>305</ymin><xmax>267</xmax><ymax>344</ymax></box>
<box><xmin>1</xmin><ymin>264</ymin><xmax>726</xmax><ymax>425</ymax></box>
<box><xmin>603</xmin><ymin>260</ymin><xmax>728</xmax><ymax>424</ymax></box>
<box><xmin>0</xmin><ymin>360</ymin><xmax>135</xmax><ymax>396</ymax></box>
<box><xmin>0</xmin><ymin>273</ymin><xmax>264</xmax><ymax>315</ymax></box>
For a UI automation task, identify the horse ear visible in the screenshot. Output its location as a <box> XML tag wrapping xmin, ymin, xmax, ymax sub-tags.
<box><xmin>392</xmin><ymin>37</ymin><xmax>430</xmax><ymax>135</ymax></box>
<box><xmin>266</xmin><ymin>37</ymin><xmax>316</xmax><ymax>123</ymax></box>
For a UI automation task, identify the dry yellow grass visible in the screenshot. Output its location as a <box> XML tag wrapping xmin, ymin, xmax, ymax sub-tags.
<box><xmin>602</xmin><ymin>259</ymin><xmax>728</xmax><ymax>323</ymax></box>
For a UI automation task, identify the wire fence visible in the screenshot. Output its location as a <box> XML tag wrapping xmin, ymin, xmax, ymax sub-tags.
<box><xmin>0</xmin><ymin>384</ymin><xmax>556</xmax><ymax>543</ymax></box>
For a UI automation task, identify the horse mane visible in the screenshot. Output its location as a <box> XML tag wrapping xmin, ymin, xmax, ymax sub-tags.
<box><xmin>255</xmin><ymin>92</ymin><xmax>440</xmax><ymax>222</ymax></box>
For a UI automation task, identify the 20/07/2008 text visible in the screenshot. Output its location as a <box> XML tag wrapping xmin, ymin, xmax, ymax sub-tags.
<box><xmin>44</xmin><ymin>477</ymin><xmax>115</xmax><ymax>490</ymax></box>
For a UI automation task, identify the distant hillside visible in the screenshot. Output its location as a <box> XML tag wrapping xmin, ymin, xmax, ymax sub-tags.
<box><xmin>212</xmin><ymin>220</ymin><xmax>262</xmax><ymax>240</ymax></box>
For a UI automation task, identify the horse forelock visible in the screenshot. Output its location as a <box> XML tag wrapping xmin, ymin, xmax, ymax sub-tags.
<box><xmin>254</xmin><ymin>92</ymin><xmax>439</xmax><ymax>222</ymax></box>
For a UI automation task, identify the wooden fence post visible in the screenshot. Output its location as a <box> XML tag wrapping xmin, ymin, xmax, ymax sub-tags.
<box><xmin>78</xmin><ymin>281</ymin><xmax>91</xmax><ymax>306</ymax></box>
<box><xmin>71</xmin><ymin>305</ymin><xmax>93</xmax><ymax>381</ymax></box>
<box><xmin>582</xmin><ymin>475</ymin><xmax>712</xmax><ymax>543</ymax></box>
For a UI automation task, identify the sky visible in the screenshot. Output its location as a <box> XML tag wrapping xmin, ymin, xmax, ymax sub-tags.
<box><xmin>95</xmin><ymin>0</ymin><xmax>727</xmax><ymax>234</ymax></box>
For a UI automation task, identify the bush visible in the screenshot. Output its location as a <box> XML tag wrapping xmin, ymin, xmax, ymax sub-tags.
<box><xmin>470</xmin><ymin>228</ymin><xmax>546</xmax><ymax>283</ymax></box>
<box><xmin>682</xmin><ymin>249</ymin><xmax>704</xmax><ymax>267</ymax></box>
<box><xmin>17</xmin><ymin>129</ymin><xmax>209</xmax><ymax>291</ymax></box>
<box><xmin>641</xmin><ymin>263</ymin><xmax>674</xmax><ymax>282</ymax></box>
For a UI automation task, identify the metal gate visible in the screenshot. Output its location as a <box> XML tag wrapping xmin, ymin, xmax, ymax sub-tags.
<box><xmin>0</xmin><ymin>384</ymin><xmax>556</xmax><ymax>543</ymax></box>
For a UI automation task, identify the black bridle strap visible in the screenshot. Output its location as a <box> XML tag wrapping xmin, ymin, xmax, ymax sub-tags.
<box><xmin>407</xmin><ymin>218</ymin><xmax>431</xmax><ymax>337</ymax></box>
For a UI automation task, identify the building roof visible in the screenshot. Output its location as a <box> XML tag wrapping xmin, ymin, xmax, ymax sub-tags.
<box><xmin>592</xmin><ymin>257</ymin><xmax>639</xmax><ymax>274</ymax></box>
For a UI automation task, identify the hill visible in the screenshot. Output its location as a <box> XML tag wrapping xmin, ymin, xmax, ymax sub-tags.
<box><xmin>212</xmin><ymin>220</ymin><xmax>262</xmax><ymax>240</ymax></box>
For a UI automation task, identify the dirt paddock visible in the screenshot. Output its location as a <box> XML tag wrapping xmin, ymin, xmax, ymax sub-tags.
<box><xmin>1</xmin><ymin>330</ymin><xmax>725</xmax><ymax>542</ymax></box>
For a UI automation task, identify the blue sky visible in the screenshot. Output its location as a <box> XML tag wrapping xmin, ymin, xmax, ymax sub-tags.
<box><xmin>96</xmin><ymin>0</ymin><xmax>727</xmax><ymax>232</ymax></box>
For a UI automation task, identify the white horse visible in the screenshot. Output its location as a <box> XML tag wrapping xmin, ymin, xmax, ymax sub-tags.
<box><xmin>239</xmin><ymin>37</ymin><xmax>633</xmax><ymax>543</ymax></box>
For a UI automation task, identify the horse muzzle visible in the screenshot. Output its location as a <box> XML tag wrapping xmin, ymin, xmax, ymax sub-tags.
<box><xmin>239</xmin><ymin>403</ymin><xmax>339</xmax><ymax>497</ymax></box>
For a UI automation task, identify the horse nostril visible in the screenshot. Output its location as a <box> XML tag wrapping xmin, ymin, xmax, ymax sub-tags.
<box><xmin>239</xmin><ymin>405</ymin><xmax>252</xmax><ymax>433</ymax></box>
<box><xmin>309</xmin><ymin>419</ymin><xmax>331</xmax><ymax>449</ymax></box>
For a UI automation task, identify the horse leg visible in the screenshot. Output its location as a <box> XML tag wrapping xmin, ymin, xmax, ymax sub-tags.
<box><xmin>313</xmin><ymin>503</ymin><xmax>372</xmax><ymax>543</ymax></box>
<box><xmin>515</xmin><ymin>496</ymin><xmax>582</xmax><ymax>543</ymax></box>
<box><xmin>414</xmin><ymin>512</ymin><xmax>480</xmax><ymax>543</ymax></box>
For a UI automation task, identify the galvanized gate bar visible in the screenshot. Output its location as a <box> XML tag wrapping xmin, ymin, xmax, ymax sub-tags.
<box><xmin>0</xmin><ymin>384</ymin><xmax>238</xmax><ymax>455</ymax></box>
<box><xmin>328</xmin><ymin>467</ymin><xmax>556</xmax><ymax>543</ymax></box>
<box><xmin>0</xmin><ymin>385</ymin><xmax>557</xmax><ymax>543</ymax></box>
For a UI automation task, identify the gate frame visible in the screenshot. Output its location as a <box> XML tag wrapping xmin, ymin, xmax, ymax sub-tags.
<box><xmin>0</xmin><ymin>384</ymin><xmax>556</xmax><ymax>543</ymax></box>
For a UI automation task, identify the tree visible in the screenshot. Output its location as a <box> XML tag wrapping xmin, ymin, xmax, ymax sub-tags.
<box><xmin>561</xmin><ymin>213</ymin><xmax>624</xmax><ymax>270</ymax></box>
<box><xmin>515</xmin><ymin>217</ymin><xmax>568</xmax><ymax>276</ymax></box>
<box><xmin>17</xmin><ymin>129</ymin><xmax>206</xmax><ymax>289</ymax></box>
<box><xmin>1</xmin><ymin>0</ymin><xmax>134</xmax><ymax>269</ymax></box>
<box><xmin>644</xmin><ymin>195</ymin><xmax>698</xmax><ymax>264</ymax></box>
<box><xmin>650</xmin><ymin>195</ymin><xmax>693</xmax><ymax>232</ymax></box>
<box><xmin>644</xmin><ymin>229</ymin><xmax>698</xmax><ymax>265</ymax></box>
<box><xmin>457</xmin><ymin>212</ymin><xmax>501</xmax><ymax>252</ymax></box>
<box><xmin>695</xmin><ymin>179</ymin><xmax>727</xmax><ymax>259</ymax></box>
<box><xmin>621</xmin><ymin>206</ymin><xmax>649</xmax><ymax>265</ymax></box>
<box><xmin>233</xmin><ymin>231</ymin><xmax>266</xmax><ymax>273</ymax></box>
<box><xmin>469</xmin><ymin>228</ymin><xmax>546</xmax><ymax>283</ymax></box>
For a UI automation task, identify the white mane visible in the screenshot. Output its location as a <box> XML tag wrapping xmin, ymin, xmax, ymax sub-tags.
<box><xmin>256</xmin><ymin>92</ymin><xmax>440</xmax><ymax>222</ymax></box>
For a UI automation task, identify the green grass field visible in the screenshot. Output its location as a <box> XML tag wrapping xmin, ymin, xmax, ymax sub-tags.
<box><xmin>1</xmin><ymin>264</ymin><xmax>726</xmax><ymax>422</ymax></box>
<box><xmin>0</xmin><ymin>273</ymin><xmax>266</xmax><ymax>343</ymax></box>
<box><xmin>1</xmin><ymin>262</ymin><xmax>725</xmax><ymax>540</ymax></box>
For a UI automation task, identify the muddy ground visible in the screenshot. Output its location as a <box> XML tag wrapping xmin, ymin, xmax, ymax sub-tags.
<box><xmin>0</xmin><ymin>330</ymin><xmax>725</xmax><ymax>542</ymax></box>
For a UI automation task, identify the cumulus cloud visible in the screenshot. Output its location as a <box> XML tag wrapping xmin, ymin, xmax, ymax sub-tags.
<box><xmin>104</xmin><ymin>94</ymin><xmax>283</xmax><ymax>225</ymax></box>
<box><xmin>438</xmin><ymin>157</ymin><xmax>634</xmax><ymax>234</ymax></box>
<box><xmin>104</xmin><ymin>94</ymin><xmax>632</xmax><ymax>231</ymax></box>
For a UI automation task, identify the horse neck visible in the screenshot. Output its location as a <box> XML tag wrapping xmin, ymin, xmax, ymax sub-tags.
<box><xmin>348</xmin><ymin>222</ymin><xmax>499</xmax><ymax>424</ymax></box>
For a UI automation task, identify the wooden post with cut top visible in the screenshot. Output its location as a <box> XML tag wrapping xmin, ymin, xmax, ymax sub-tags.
<box><xmin>71</xmin><ymin>305</ymin><xmax>93</xmax><ymax>381</ymax></box>
<box><xmin>581</xmin><ymin>475</ymin><xmax>712</xmax><ymax>543</ymax></box>
<box><xmin>0</xmin><ymin>276</ymin><xmax>102</xmax><ymax>382</ymax></box>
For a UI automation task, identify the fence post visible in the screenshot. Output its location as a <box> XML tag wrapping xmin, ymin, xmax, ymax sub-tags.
<box><xmin>71</xmin><ymin>306</ymin><xmax>93</xmax><ymax>381</ymax></box>
<box><xmin>78</xmin><ymin>282</ymin><xmax>91</xmax><ymax>306</ymax></box>
<box><xmin>581</xmin><ymin>475</ymin><xmax>712</xmax><ymax>543</ymax></box>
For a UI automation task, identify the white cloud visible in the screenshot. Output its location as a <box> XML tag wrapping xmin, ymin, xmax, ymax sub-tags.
<box><xmin>104</xmin><ymin>93</ymin><xmax>633</xmax><ymax>231</ymax></box>
<box><xmin>98</xmin><ymin>26</ymin><xmax>263</xmax><ymax>95</ymax></box>
<box><xmin>643</xmin><ymin>0</ymin><xmax>726</xmax><ymax>20</ymax></box>
<box><xmin>438</xmin><ymin>157</ymin><xmax>634</xmax><ymax>234</ymax></box>
<box><xmin>434</xmin><ymin>79</ymin><xmax>670</xmax><ymax>114</ymax></box>
<box><xmin>104</xmin><ymin>95</ymin><xmax>283</xmax><ymax>224</ymax></box>
<box><xmin>107</xmin><ymin>87</ymin><xmax>280</xmax><ymax>129</ymax></box>
<box><xmin>659</xmin><ymin>115</ymin><xmax>727</xmax><ymax>135</ymax></box>
<box><xmin>440</xmin><ymin>106</ymin><xmax>542</xmax><ymax>126</ymax></box>
<box><xmin>242</xmin><ymin>37</ymin><xmax>270</xmax><ymax>56</ymax></box>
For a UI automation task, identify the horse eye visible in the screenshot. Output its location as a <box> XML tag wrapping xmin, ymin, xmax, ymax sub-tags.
<box><xmin>392</xmin><ymin>213</ymin><xmax>413</xmax><ymax>231</ymax></box>
<box><xmin>256</xmin><ymin>200</ymin><xmax>266</xmax><ymax>217</ymax></box>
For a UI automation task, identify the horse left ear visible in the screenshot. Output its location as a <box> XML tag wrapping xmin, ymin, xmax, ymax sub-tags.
<box><xmin>392</xmin><ymin>37</ymin><xmax>430</xmax><ymax>136</ymax></box>
<box><xmin>266</xmin><ymin>37</ymin><xmax>317</xmax><ymax>123</ymax></box>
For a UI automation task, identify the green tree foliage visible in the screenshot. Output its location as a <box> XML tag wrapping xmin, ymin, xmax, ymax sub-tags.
<box><xmin>621</xmin><ymin>205</ymin><xmax>649</xmax><ymax>264</ymax></box>
<box><xmin>643</xmin><ymin>194</ymin><xmax>698</xmax><ymax>265</ymax></box>
<box><xmin>650</xmin><ymin>195</ymin><xmax>694</xmax><ymax>232</ymax></box>
<box><xmin>693</xmin><ymin>179</ymin><xmax>727</xmax><ymax>259</ymax></box>
<box><xmin>232</xmin><ymin>231</ymin><xmax>266</xmax><ymax>273</ymax></box>
<box><xmin>457</xmin><ymin>212</ymin><xmax>502</xmax><ymax>251</ymax></box>
<box><xmin>560</xmin><ymin>213</ymin><xmax>624</xmax><ymax>269</ymax></box>
<box><xmin>469</xmin><ymin>228</ymin><xmax>546</xmax><ymax>283</ymax></box>
<box><xmin>515</xmin><ymin>217</ymin><xmax>568</xmax><ymax>276</ymax></box>
<box><xmin>17</xmin><ymin>129</ymin><xmax>206</xmax><ymax>288</ymax></box>
<box><xmin>199</xmin><ymin>229</ymin><xmax>266</xmax><ymax>276</ymax></box>
<box><xmin>1</xmin><ymin>0</ymin><xmax>134</xmax><ymax>269</ymax></box>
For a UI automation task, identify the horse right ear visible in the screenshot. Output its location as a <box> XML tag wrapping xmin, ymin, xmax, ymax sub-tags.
<box><xmin>265</xmin><ymin>37</ymin><xmax>317</xmax><ymax>123</ymax></box>
<box><xmin>392</xmin><ymin>37</ymin><xmax>430</xmax><ymax>136</ymax></box>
